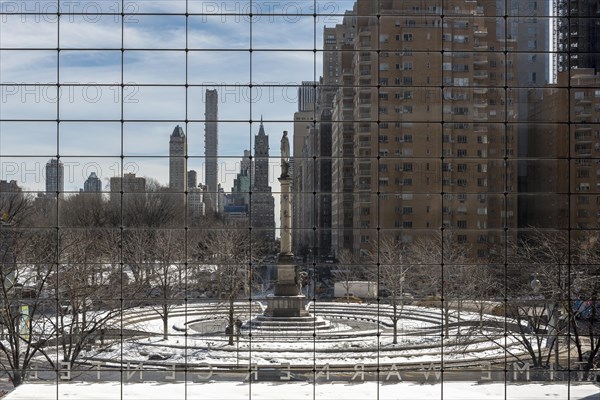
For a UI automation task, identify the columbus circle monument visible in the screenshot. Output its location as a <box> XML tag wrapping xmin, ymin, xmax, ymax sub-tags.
<box><xmin>81</xmin><ymin>131</ymin><xmax>525</xmax><ymax>371</ymax></box>
<box><xmin>250</xmin><ymin>131</ymin><xmax>330</xmax><ymax>330</ymax></box>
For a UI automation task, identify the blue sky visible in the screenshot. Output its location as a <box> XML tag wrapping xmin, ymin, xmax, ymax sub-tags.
<box><xmin>0</xmin><ymin>1</ymin><xmax>351</xmax><ymax>193</ymax></box>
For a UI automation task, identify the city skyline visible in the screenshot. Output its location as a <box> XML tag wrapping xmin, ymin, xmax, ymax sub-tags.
<box><xmin>3</xmin><ymin>0</ymin><xmax>600</xmax><ymax>247</ymax></box>
<box><xmin>1</xmin><ymin>1</ymin><xmax>600</xmax><ymax>398</ymax></box>
<box><xmin>0</xmin><ymin>1</ymin><xmax>337</xmax><ymax>194</ymax></box>
<box><xmin>1</xmin><ymin>1</ymin><xmax>582</xmax><ymax>196</ymax></box>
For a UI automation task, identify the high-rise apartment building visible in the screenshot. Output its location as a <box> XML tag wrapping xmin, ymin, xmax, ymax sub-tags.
<box><xmin>329</xmin><ymin>10</ymin><xmax>358</xmax><ymax>256</ymax></box>
<box><xmin>326</xmin><ymin>0</ymin><xmax>519</xmax><ymax>259</ymax></box>
<box><xmin>109</xmin><ymin>173</ymin><xmax>146</xmax><ymax>203</ymax></box>
<box><xmin>299</xmin><ymin>11</ymin><xmax>358</xmax><ymax>260</ymax></box>
<box><xmin>251</xmin><ymin>120</ymin><xmax>275</xmax><ymax>244</ymax></box>
<box><xmin>188</xmin><ymin>186</ymin><xmax>206</xmax><ymax>219</ymax></box>
<box><xmin>496</xmin><ymin>1</ymin><xmax>551</xmax><ymax>227</ymax></box>
<box><xmin>527</xmin><ymin>68</ymin><xmax>600</xmax><ymax>234</ymax></box>
<box><xmin>187</xmin><ymin>170</ymin><xmax>198</xmax><ymax>189</ymax></box>
<box><xmin>45</xmin><ymin>158</ymin><xmax>64</xmax><ymax>197</ymax></box>
<box><xmin>205</xmin><ymin>89</ymin><xmax>219</xmax><ymax>212</ymax></box>
<box><xmin>169</xmin><ymin>125</ymin><xmax>187</xmax><ymax>192</ymax></box>
<box><xmin>0</xmin><ymin>180</ymin><xmax>20</xmax><ymax>194</ymax></box>
<box><xmin>83</xmin><ymin>172</ymin><xmax>102</xmax><ymax>193</ymax></box>
<box><xmin>217</xmin><ymin>184</ymin><xmax>226</xmax><ymax>216</ymax></box>
<box><xmin>316</xmin><ymin>109</ymin><xmax>333</xmax><ymax>259</ymax></box>
<box><xmin>556</xmin><ymin>0</ymin><xmax>600</xmax><ymax>73</ymax></box>
<box><xmin>294</xmin><ymin>116</ymin><xmax>334</xmax><ymax>259</ymax></box>
<box><xmin>332</xmin><ymin>47</ymin><xmax>357</xmax><ymax>255</ymax></box>
<box><xmin>298</xmin><ymin>81</ymin><xmax>318</xmax><ymax>112</ymax></box>
<box><xmin>502</xmin><ymin>1</ymin><xmax>551</xmax><ymax>85</ymax></box>
<box><xmin>292</xmin><ymin>103</ymin><xmax>316</xmax><ymax>254</ymax></box>
<box><xmin>296</xmin><ymin>125</ymin><xmax>317</xmax><ymax>255</ymax></box>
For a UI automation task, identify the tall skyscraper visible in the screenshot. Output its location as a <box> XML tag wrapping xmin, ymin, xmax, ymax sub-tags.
<box><xmin>205</xmin><ymin>89</ymin><xmax>219</xmax><ymax>212</ymax></box>
<box><xmin>45</xmin><ymin>158</ymin><xmax>64</xmax><ymax>197</ymax></box>
<box><xmin>169</xmin><ymin>125</ymin><xmax>187</xmax><ymax>192</ymax></box>
<box><xmin>251</xmin><ymin>120</ymin><xmax>275</xmax><ymax>243</ymax></box>
<box><xmin>556</xmin><ymin>0</ymin><xmax>600</xmax><ymax>73</ymax></box>
<box><xmin>84</xmin><ymin>172</ymin><xmax>102</xmax><ymax>193</ymax></box>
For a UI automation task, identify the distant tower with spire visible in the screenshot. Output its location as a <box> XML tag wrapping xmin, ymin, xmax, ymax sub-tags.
<box><xmin>169</xmin><ymin>125</ymin><xmax>187</xmax><ymax>192</ymax></box>
<box><xmin>251</xmin><ymin>117</ymin><xmax>275</xmax><ymax>243</ymax></box>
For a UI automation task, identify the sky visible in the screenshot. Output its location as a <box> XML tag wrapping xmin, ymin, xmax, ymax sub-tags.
<box><xmin>0</xmin><ymin>1</ymin><xmax>354</xmax><ymax>194</ymax></box>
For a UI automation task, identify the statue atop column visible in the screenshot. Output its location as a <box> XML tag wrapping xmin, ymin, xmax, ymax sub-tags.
<box><xmin>263</xmin><ymin>130</ymin><xmax>308</xmax><ymax>315</ymax></box>
<box><xmin>280</xmin><ymin>131</ymin><xmax>290</xmax><ymax>179</ymax></box>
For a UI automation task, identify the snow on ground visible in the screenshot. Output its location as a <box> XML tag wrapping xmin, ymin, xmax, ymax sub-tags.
<box><xmin>4</xmin><ymin>382</ymin><xmax>599</xmax><ymax>400</ymax></box>
<box><xmin>31</xmin><ymin>303</ymin><xmax>533</xmax><ymax>369</ymax></box>
<box><xmin>82</xmin><ymin>324</ymin><xmax>523</xmax><ymax>367</ymax></box>
<box><xmin>87</xmin><ymin>334</ymin><xmax>520</xmax><ymax>367</ymax></box>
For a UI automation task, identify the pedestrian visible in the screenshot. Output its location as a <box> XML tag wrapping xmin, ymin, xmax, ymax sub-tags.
<box><xmin>235</xmin><ymin>319</ymin><xmax>242</xmax><ymax>336</ymax></box>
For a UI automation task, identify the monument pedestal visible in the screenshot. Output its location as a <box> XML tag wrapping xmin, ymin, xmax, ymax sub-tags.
<box><xmin>263</xmin><ymin>295</ymin><xmax>309</xmax><ymax>318</ymax></box>
<box><xmin>264</xmin><ymin>253</ymin><xmax>309</xmax><ymax>317</ymax></box>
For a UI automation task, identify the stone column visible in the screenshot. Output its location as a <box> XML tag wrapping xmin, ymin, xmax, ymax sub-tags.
<box><xmin>279</xmin><ymin>177</ymin><xmax>292</xmax><ymax>255</ymax></box>
<box><xmin>274</xmin><ymin>175</ymin><xmax>299</xmax><ymax>297</ymax></box>
<box><xmin>263</xmin><ymin>131</ymin><xmax>307</xmax><ymax>315</ymax></box>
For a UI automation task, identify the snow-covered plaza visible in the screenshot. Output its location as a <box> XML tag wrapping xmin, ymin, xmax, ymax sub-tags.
<box><xmin>4</xmin><ymin>381</ymin><xmax>600</xmax><ymax>400</ymax></box>
<box><xmin>81</xmin><ymin>301</ymin><xmax>520</xmax><ymax>369</ymax></box>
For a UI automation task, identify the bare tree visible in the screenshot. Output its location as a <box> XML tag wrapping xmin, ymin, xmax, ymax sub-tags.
<box><xmin>49</xmin><ymin>194</ymin><xmax>136</xmax><ymax>369</ymax></box>
<box><xmin>122</xmin><ymin>229</ymin><xmax>155</xmax><ymax>287</ymax></box>
<box><xmin>121</xmin><ymin>184</ymin><xmax>186</xmax><ymax>287</ymax></box>
<box><xmin>568</xmin><ymin>265</ymin><xmax>600</xmax><ymax>371</ymax></box>
<box><xmin>147</xmin><ymin>229</ymin><xmax>186</xmax><ymax>340</ymax></box>
<box><xmin>373</xmin><ymin>236</ymin><xmax>415</xmax><ymax>344</ymax></box>
<box><xmin>463</xmin><ymin>264</ymin><xmax>503</xmax><ymax>331</ymax></box>
<box><xmin>0</xmin><ymin>225</ymin><xmax>56</xmax><ymax>387</ymax></box>
<box><xmin>50</xmin><ymin>229</ymin><xmax>125</xmax><ymax>369</ymax></box>
<box><xmin>192</xmin><ymin>220</ymin><xmax>265</xmax><ymax>346</ymax></box>
<box><xmin>0</xmin><ymin>191</ymin><xmax>31</xmax><ymax>226</ymax></box>
<box><xmin>331</xmin><ymin>249</ymin><xmax>365</xmax><ymax>299</ymax></box>
<box><xmin>412</xmin><ymin>232</ymin><xmax>471</xmax><ymax>338</ymax></box>
<box><xmin>0</xmin><ymin>188</ymin><xmax>188</xmax><ymax>386</ymax></box>
<box><xmin>566</xmin><ymin>235</ymin><xmax>600</xmax><ymax>371</ymax></box>
<box><xmin>500</xmin><ymin>228</ymin><xmax>571</xmax><ymax>368</ymax></box>
<box><xmin>123</xmin><ymin>183</ymin><xmax>184</xmax><ymax>229</ymax></box>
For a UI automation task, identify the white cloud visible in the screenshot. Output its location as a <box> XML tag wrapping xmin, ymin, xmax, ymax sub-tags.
<box><xmin>0</xmin><ymin>4</ymin><xmax>333</xmax><ymax>214</ymax></box>
<box><xmin>60</xmin><ymin>16</ymin><xmax>123</xmax><ymax>49</ymax></box>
